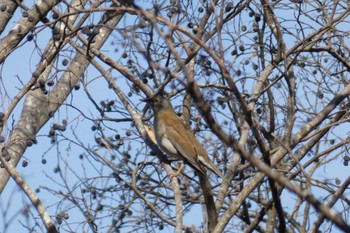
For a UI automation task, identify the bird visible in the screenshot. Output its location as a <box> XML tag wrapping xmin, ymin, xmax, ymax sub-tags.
<box><xmin>143</xmin><ymin>95</ymin><xmax>225</xmax><ymax>180</ymax></box>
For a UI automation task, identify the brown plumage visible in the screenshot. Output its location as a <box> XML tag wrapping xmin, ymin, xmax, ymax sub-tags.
<box><xmin>144</xmin><ymin>95</ymin><xmax>225</xmax><ymax>180</ymax></box>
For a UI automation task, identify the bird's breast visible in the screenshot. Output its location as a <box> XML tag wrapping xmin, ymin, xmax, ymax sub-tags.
<box><xmin>154</xmin><ymin>114</ymin><xmax>180</xmax><ymax>159</ymax></box>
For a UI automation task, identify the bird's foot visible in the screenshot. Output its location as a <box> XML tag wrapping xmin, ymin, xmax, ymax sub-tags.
<box><xmin>169</xmin><ymin>164</ymin><xmax>185</xmax><ymax>180</ymax></box>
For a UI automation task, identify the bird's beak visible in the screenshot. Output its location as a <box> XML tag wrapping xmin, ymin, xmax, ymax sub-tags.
<box><xmin>141</xmin><ymin>96</ymin><xmax>155</xmax><ymax>103</ymax></box>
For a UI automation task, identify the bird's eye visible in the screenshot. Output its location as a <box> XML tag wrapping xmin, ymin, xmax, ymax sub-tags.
<box><xmin>154</xmin><ymin>98</ymin><xmax>160</xmax><ymax>103</ymax></box>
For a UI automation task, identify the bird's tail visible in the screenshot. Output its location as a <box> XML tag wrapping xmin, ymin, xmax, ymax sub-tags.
<box><xmin>197</xmin><ymin>155</ymin><xmax>227</xmax><ymax>181</ymax></box>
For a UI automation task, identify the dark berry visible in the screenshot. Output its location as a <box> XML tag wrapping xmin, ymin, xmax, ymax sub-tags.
<box><xmin>52</xmin><ymin>13</ymin><xmax>59</xmax><ymax>20</ymax></box>
<box><xmin>22</xmin><ymin>160</ymin><xmax>28</xmax><ymax>167</ymax></box>
<box><xmin>28</xmin><ymin>16</ymin><xmax>35</xmax><ymax>23</ymax></box>
<box><xmin>62</xmin><ymin>59</ymin><xmax>68</xmax><ymax>66</ymax></box>
<box><xmin>27</xmin><ymin>34</ymin><xmax>34</xmax><ymax>41</ymax></box>
<box><xmin>239</xmin><ymin>45</ymin><xmax>245</xmax><ymax>52</ymax></box>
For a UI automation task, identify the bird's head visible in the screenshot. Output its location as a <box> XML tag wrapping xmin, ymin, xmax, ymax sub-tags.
<box><xmin>142</xmin><ymin>95</ymin><xmax>173</xmax><ymax>113</ymax></box>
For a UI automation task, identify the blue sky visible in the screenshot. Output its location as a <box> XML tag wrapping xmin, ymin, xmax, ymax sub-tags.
<box><xmin>1</xmin><ymin>1</ymin><xmax>350</xmax><ymax>233</ymax></box>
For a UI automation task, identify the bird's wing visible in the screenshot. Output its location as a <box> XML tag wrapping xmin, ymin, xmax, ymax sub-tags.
<box><xmin>162</xmin><ymin>112</ymin><xmax>226</xmax><ymax>180</ymax></box>
<box><xmin>163</xmin><ymin>114</ymin><xmax>205</xmax><ymax>174</ymax></box>
<box><xmin>196</xmin><ymin>148</ymin><xmax>225</xmax><ymax>180</ymax></box>
<box><xmin>175</xmin><ymin>130</ymin><xmax>225</xmax><ymax>179</ymax></box>
<box><xmin>172</xmin><ymin>124</ymin><xmax>225</xmax><ymax>179</ymax></box>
